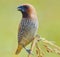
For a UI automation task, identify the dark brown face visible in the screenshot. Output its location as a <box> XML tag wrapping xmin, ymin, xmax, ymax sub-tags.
<box><xmin>17</xmin><ymin>4</ymin><xmax>36</xmax><ymax>18</ymax></box>
<box><xmin>17</xmin><ymin>5</ymin><xmax>30</xmax><ymax>13</ymax></box>
<box><xmin>17</xmin><ymin>5</ymin><xmax>32</xmax><ymax>18</ymax></box>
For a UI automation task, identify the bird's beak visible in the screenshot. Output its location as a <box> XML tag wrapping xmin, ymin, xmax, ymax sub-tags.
<box><xmin>17</xmin><ymin>6</ymin><xmax>25</xmax><ymax>12</ymax></box>
<box><xmin>17</xmin><ymin>7</ymin><xmax>21</xmax><ymax>11</ymax></box>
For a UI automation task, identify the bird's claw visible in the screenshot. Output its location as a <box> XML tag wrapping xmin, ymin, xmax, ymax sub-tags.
<box><xmin>26</xmin><ymin>49</ymin><xmax>33</xmax><ymax>54</ymax></box>
<box><xmin>23</xmin><ymin>45</ymin><xmax>33</xmax><ymax>55</ymax></box>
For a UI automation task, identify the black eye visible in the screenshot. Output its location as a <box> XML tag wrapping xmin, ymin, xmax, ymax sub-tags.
<box><xmin>23</xmin><ymin>6</ymin><xmax>29</xmax><ymax>9</ymax></box>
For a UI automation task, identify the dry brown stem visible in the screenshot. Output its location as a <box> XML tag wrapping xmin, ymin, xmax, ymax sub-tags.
<box><xmin>28</xmin><ymin>35</ymin><xmax>60</xmax><ymax>57</ymax></box>
<box><xmin>28</xmin><ymin>35</ymin><xmax>40</xmax><ymax>57</ymax></box>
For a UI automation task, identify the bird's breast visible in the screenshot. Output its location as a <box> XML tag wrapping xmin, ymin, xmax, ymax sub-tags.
<box><xmin>18</xmin><ymin>18</ymin><xmax>38</xmax><ymax>43</ymax></box>
<box><xmin>21</xmin><ymin>18</ymin><xmax>38</xmax><ymax>39</ymax></box>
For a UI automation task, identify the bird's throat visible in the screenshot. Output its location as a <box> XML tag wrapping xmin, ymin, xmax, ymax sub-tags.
<box><xmin>22</xmin><ymin>12</ymin><xmax>30</xmax><ymax>18</ymax></box>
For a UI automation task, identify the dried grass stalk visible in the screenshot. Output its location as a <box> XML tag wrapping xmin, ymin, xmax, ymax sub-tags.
<box><xmin>28</xmin><ymin>35</ymin><xmax>60</xmax><ymax>57</ymax></box>
<box><xmin>36</xmin><ymin>43</ymin><xmax>44</xmax><ymax>57</ymax></box>
<box><xmin>28</xmin><ymin>35</ymin><xmax>40</xmax><ymax>57</ymax></box>
<box><xmin>40</xmin><ymin>37</ymin><xmax>60</xmax><ymax>55</ymax></box>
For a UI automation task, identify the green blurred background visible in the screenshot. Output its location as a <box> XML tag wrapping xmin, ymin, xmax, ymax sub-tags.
<box><xmin>0</xmin><ymin>0</ymin><xmax>60</xmax><ymax>57</ymax></box>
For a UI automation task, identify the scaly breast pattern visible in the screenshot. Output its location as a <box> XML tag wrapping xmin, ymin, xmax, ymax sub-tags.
<box><xmin>18</xmin><ymin>18</ymin><xmax>38</xmax><ymax>46</ymax></box>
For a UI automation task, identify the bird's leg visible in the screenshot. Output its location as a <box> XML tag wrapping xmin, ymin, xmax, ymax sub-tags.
<box><xmin>22</xmin><ymin>45</ymin><xmax>32</xmax><ymax>54</ymax></box>
<box><xmin>28</xmin><ymin>41</ymin><xmax>36</xmax><ymax>57</ymax></box>
<box><xmin>24</xmin><ymin>47</ymin><xmax>31</xmax><ymax>54</ymax></box>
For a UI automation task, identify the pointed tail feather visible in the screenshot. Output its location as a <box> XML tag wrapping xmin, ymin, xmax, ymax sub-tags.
<box><xmin>15</xmin><ymin>45</ymin><xmax>22</xmax><ymax>55</ymax></box>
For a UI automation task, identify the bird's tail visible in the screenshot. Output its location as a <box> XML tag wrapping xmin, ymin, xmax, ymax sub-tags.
<box><xmin>15</xmin><ymin>45</ymin><xmax>22</xmax><ymax>55</ymax></box>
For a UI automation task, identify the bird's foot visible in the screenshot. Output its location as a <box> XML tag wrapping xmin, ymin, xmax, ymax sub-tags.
<box><xmin>26</xmin><ymin>49</ymin><xmax>32</xmax><ymax>54</ymax></box>
<box><xmin>24</xmin><ymin>47</ymin><xmax>33</xmax><ymax>55</ymax></box>
<box><xmin>22</xmin><ymin>45</ymin><xmax>33</xmax><ymax>55</ymax></box>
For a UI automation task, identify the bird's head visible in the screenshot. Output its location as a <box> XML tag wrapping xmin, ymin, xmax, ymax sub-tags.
<box><xmin>17</xmin><ymin>4</ymin><xmax>37</xmax><ymax>18</ymax></box>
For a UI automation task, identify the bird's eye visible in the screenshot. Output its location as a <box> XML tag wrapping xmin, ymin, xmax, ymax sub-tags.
<box><xmin>23</xmin><ymin>6</ymin><xmax>29</xmax><ymax>9</ymax></box>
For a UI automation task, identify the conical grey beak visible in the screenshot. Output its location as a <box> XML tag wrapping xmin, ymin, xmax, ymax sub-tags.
<box><xmin>17</xmin><ymin>6</ymin><xmax>25</xmax><ymax>12</ymax></box>
<box><xmin>17</xmin><ymin>7</ymin><xmax>21</xmax><ymax>11</ymax></box>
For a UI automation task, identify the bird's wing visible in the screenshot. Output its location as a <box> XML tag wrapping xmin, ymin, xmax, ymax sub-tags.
<box><xmin>18</xmin><ymin>24</ymin><xmax>22</xmax><ymax>43</ymax></box>
<box><xmin>17</xmin><ymin>21</ymin><xmax>27</xmax><ymax>44</ymax></box>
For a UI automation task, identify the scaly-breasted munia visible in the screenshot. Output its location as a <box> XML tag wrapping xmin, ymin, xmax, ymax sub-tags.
<box><xmin>15</xmin><ymin>4</ymin><xmax>38</xmax><ymax>55</ymax></box>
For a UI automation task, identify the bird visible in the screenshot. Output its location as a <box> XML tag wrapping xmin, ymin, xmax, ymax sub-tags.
<box><xmin>15</xmin><ymin>4</ymin><xmax>38</xmax><ymax>55</ymax></box>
